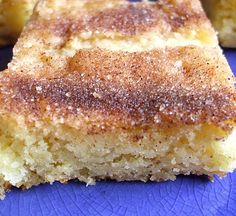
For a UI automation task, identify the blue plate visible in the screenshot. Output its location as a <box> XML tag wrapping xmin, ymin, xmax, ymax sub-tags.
<box><xmin>0</xmin><ymin>47</ymin><xmax>235</xmax><ymax>216</ymax></box>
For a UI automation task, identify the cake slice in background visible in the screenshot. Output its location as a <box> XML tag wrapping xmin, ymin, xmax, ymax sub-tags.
<box><xmin>0</xmin><ymin>0</ymin><xmax>235</xmax><ymax>199</ymax></box>
<box><xmin>202</xmin><ymin>0</ymin><xmax>236</xmax><ymax>48</ymax></box>
<box><xmin>0</xmin><ymin>0</ymin><xmax>37</xmax><ymax>46</ymax></box>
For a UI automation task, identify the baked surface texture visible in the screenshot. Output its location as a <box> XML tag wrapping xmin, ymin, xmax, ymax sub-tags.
<box><xmin>0</xmin><ymin>0</ymin><xmax>235</xmax><ymax>199</ymax></box>
<box><xmin>0</xmin><ymin>0</ymin><xmax>37</xmax><ymax>46</ymax></box>
<box><xmin>202</xmin><ymin>0</ymin><xmax>236</xmax><ymax>48</ymax></box>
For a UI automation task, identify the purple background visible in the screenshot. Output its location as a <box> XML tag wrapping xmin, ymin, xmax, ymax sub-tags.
<box><xmin>0</xmin><ymin>47</ymin><xmax>235</xmax><ymax>216</ymax></box>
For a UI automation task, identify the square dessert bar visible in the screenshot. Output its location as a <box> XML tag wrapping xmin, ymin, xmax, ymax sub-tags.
<box><xmin>0</xmin><ymin>0</ymin><xmax>235</xmax><ymax>198</ymax></box>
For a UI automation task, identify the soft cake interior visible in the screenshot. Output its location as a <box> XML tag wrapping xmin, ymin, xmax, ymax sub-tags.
<box><xmin>0</xmin><ymin>115</ymin><xmax>235</xmax><ymax>198</ymax></box>
<box><xmin>202</xmin><ymin>0</ymin><xmax>236</xmax><ymax>47</ymax></box>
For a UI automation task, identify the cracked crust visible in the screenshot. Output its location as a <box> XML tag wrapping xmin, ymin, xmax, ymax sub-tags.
<box><xmin>10</xmin><ymin>0</ymin><xmax>217</xmax><ymax>59</ymax></box>
<box><xmin>33</xmin><ymin>0</ymin><xmax>208</xmax><ymax>37</ymax></box>
<box><xmin>0</xmin><ymin>0</ymin><xmax>235</xmax><ymax>133</ymax></box>
<box><xmin>1</xmin><ymin>47</ymin><xmax>235</xmax><ymax>133</ymax></box>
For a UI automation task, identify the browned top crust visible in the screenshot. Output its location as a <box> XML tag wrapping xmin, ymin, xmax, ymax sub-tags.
<box><xmin>0</xmin><ymin>0</ymin><xmax>235</xmax><ymax>132</ymax></box>
<box><xmin>10</xmin><ymin>0</ymin><xmax>216</xmax><ymax>60</ymax></box>
<box><xmin>0</xmin><ymin>47</ymin><xmax>235</xmax><ymax>131</ymax></box>
<box><xmin>33</xmin><ymin>0</ymin><xmax>207</xmax><ymax>37</ymax></box>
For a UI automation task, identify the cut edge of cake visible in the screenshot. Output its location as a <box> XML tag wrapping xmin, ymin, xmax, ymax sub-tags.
<box><xmin>0</xmin><ymin>0</ymin><xmax>235</xmax><ymax>199</ymax></box>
